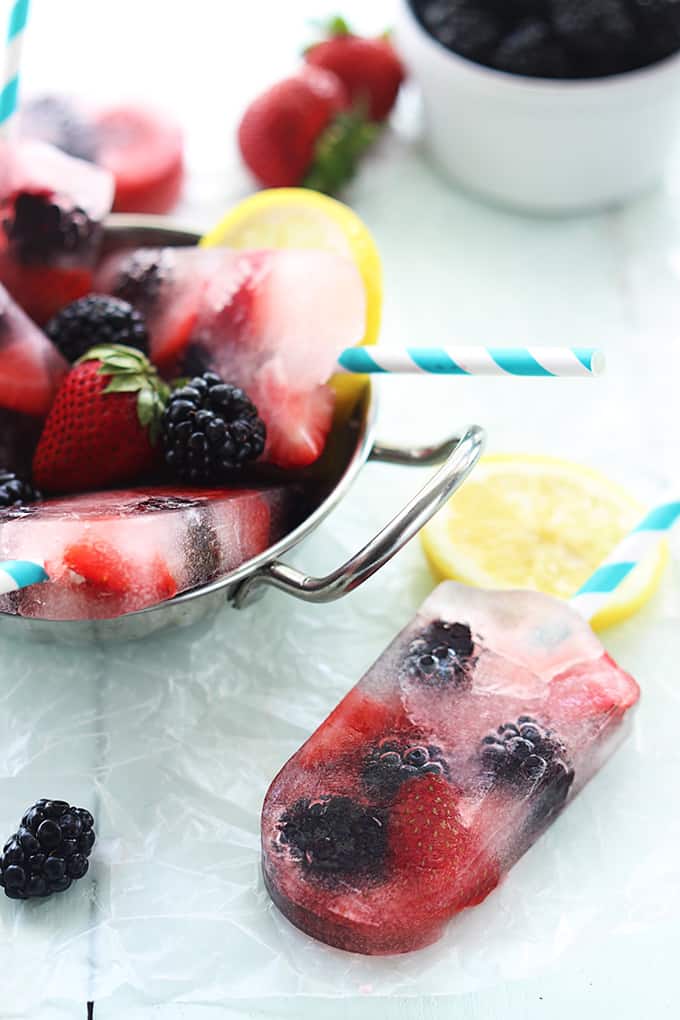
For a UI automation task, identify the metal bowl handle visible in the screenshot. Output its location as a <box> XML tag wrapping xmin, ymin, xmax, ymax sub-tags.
<box><xmin>233</xmin><ymin>424</ymin><xmax>485</xmax><ymax>608</ymax></box>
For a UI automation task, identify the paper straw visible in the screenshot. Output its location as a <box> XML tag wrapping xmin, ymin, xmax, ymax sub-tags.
<box><xmin>569</xmin><ymin>501</ymin><xmax>680</xmax><ymax>621</ymax></box>
<box><xmin>336</xmin><ymin>346</ymin><xmax>604</xmax><ymax>378</ymax></box>
<box><xmin>0</xmin><ymin>0</ymin><xmax>29</xmax><ymax>134</ymax></box>
<box><xmin>0</xmin><ymin>558</ymin><xmax>47</xmax><ymax>595</ymax></box>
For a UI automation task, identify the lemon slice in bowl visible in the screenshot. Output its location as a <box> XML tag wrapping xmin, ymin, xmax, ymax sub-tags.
<box><xmin>200</xmin><ymin>187</ymin><xmax>382</xmax><ymax>348</ymax></box>
<box><xmin>421</xmin><ymin>454</ymin><xmax>668</xmax><ymax>631</ymax></box>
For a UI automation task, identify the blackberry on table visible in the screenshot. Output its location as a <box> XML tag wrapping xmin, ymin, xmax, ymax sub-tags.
<box><xmin>363</xmin><ymin>739</ymin><xmax>449</xmax><ymax>799</ymax></box>
<box><xmin>46</xmin><ymin>295</ymin><xmax>149</xmax><ymax>363</ymax></box>
<box><xmin>0</xmin><ymin>470</ymin><xmax>40</xmax><ymax>509</ymax></box>
<box><xmin>278</xmin><ymin>796</ymin><xmax>386</xmax><ymax>877</ymax></box>
<box><xmin>479</xmin><ymin>716</ymin><xmax>574</xmax><ymax>828</ymax></box>
<box><xmin>404</xmin><ymin>620</ymin><xmax>475</xmax><ymax>688</ymax></box>
<box><xmin>3</xmin><ymin>192</ymin><xmax>98</xmax><ymax>264</ymax></box>
<box><xmin>161</xmin><ymin>372</ymin><xmax>266</xmax><ymax>483</ymax></box>
<box><xmin>0</xmin><ymin>799</ymin><xmax>95</xmax><ymax>900</ymax></box>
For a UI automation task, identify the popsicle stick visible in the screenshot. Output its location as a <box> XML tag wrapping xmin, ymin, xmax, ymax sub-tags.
<box><xmin>0</xmin><ymin>0</ymin><xmax>29</xmax><ymax>135</ymax></box>
<box><xmin>569</xmin><ymin>501</ymin><xmax>680</xmax><ymax>621</ymax></box>
<box><xmin>335</xmin><ymin>346</ymin><xmax>605</xmax><ymax>378</ymax></box>
<box><xmin>0</xmin><ymin>558</ymin><xmax>47</xmax><ymax>595</ymax></box>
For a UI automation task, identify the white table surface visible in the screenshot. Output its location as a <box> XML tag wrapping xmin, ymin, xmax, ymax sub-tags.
<box><xmin>2</xmin><ymin>1</ymin><xmax>680</xmax><ymax>1016</ymax></box>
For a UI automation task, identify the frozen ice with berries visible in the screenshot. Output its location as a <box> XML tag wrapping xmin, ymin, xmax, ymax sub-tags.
<box><xmin>0</xmin><ymin>139</ymin><xmax>114</xmax><ymax>324</ymax></box>
<box><xmin>97</xmin><ymin>245</ymin><xmax>367</xmax><ymax>468</ymax></box>
<box><xmin>262</xmin><ymin>581</ymin><xmax>640</xmax><ymax>955</ymax></box>
<box><xmin>0</xmin><ymin>485</ymin><xmax>298</xmax><ymax>620</ymax></box>
<box><xmin>0</xmin><ymin>283</ymin><xmax>67</xmax><ymax>473</ymax></box>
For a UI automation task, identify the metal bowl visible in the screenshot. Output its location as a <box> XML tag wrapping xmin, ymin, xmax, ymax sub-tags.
<box><xmin>0</xmin><ymin>216</ymin><xmax>486</xmax><ymax>643</ymax></box>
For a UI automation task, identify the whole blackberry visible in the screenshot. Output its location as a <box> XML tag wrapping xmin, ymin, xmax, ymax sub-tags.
<box><xmin>550</xmin><ymin>0</ymin><xmax>636</xmax><ymax>76</ymax></box>
<box><xmin>404</xmin><ymin>620</ymin><xmax>474</xmax><ymax>688</ymax></box>
<box><xmin>419</xmin><ymin>0</ymin><xmax>502</xmax><ymax>60</ymax></box>
<box><xmin>0</xmin><ymin>470</ymin><xmax>40</xmax><ymax>509</ymax></box>
<box><xmin>21</xmin><ymin>96</ymin><xmax>99</xmax><ymax>164</ymax></box>
<box><xmin>278</xmin><ymin>796</ymin><xmax>386</xmax><ymax>877</ymax></box>
<box><xmin>161</xmin><ymin>372</ymin><xmax>266</xmax><ymax>482</ymax></box>
<box><xmin>0</xmin><ymin>799</ymin><xmax>95</xmax><ymax>900</ymax></box>
<box><xmin>46</xmin><ymin>295</ymin><xmax>149</xmax><ymax>363</ymax></box>
<box><xmin>363</xmin><ymin>739</ymin><xmax>449</xmax><ymax>799</ymax></box>
<box><xmin>113</xmin><ymin>249</ymin><xmax>172</xmax><ymax>313</ymax></box>
<box><xmin>479</xmin><ymin>716</ymin><xmax>574</xmax><ymax>828</ymax></box>
<box><xmin>3</xmin><ymin>192</ymin><xmax>98</xmax><ymax>264</ymax></box>
<box><xmin>494</xmin><ymin>18</ymin><xmax>570</xmax><ymax>77</ymax></box>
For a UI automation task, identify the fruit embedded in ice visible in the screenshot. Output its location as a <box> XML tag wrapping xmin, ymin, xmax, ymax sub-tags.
<box><xmin>0</xmin><ymin>140</ymin><xmax>114</xmax><ymax>323</ymax></box>
<box><xmin>96</xmin><ymin>246</ymin><xmax>224</xmax><ymax>375</ymax></box>
<box><xmin>187</xmin><ymin>247</ymin><xmax>366</xmax><ymax>468</ymax></box>
<box><xmin>0</xmin><ymin>283</ymin><xmax>68</xmax><ymax>416</ymax></box>
<box><xmin>0</xmin><ymin>485</ymin><xmax>297</xmax><ymax>620</ymax></box>
<box><xmin>262</xmin><ymin>582</ymin><xmax>640</xmax><ymax>954</ymax></box>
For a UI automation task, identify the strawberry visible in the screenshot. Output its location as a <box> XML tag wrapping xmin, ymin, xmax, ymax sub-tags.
<box><xmin>389</xmin><ymin>774</ymin><xmax>500</xmax><ymax>908</ymax></box>
<box><xmin>60</xmin><ymin>539</ymin><xmax>177</xmax><ymax>601</ymax></box>
<box><xmin>33</xmin><ymin>344</ymin><xmax>169</xmax><ymax>494</ymax></box>
<box><xmin>238</xmin><ymin>65</ymin><xmax>377</xmax><ymax>194</ymax></box>
<box><xmin>305</xmin><ymin>16</ymin><xmax>406</xmax><ymax>122</ymax></box>
<box><xmin>548</xmin><ymin>654</ymin><xmax>640</xmax><ymax>724</ymax></box>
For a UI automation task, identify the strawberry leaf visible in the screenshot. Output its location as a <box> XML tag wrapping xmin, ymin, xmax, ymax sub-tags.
<box><xmin>303</xmin><ymin>108</ymin><xmax>380</xmax><ymax>195</ymax></box>
<box><xmin>103</xmin><ymin>376</ymin><xmax>147</xmax><ymax>395</ymax></box>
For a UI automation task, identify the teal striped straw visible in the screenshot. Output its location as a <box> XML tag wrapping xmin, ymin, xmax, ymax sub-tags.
<box><xmin>336</xmin><ymin>346</ymin><xmax>604</xmax><ymax>378</ymax></box>
<box><xmin>0</xmin><ymin>0</ymin><xmax>29</xmax><ymax>133</ymax></box>
<box><xmin>570</xmin><ymin>500</ymin><xmax>680</xmax><ymax>621</ymax></box>
<box><xmin>0</xmin><ymin>558</ymin><xmax>47</xmax><ymax>596</ymax></box>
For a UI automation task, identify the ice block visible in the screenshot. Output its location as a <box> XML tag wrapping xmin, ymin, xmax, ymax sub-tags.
<box><xmin>0</xmin><ymin>140</ymin><xmax>114</xmax><ymax>323</ymax></box>
<box><xmin>262</xmin><ymin>582</ymin><xmax>640</xmax><ymax>955</ymax></box>
<box><xmin>0</xmin><ymin>283</ymin><xmax>68</xmax><ymax>472</ymax></box>
<box><xmin>0</xmin><ymin>485</ymin><xmax>297</xmax><ymax>620</ymax></box>
<box><xmin>97</xmin><ymin>246</ymin><xmax>367</xmax><ymax>469</ymax></box>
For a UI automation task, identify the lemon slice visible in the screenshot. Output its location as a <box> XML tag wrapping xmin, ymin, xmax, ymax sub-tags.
<box><xmin>200</xmin><ymin>188</ymin><xmax>382</xmax><ymax>348</ymax></box>
<box><xmin>421</xmin><ymin>454</ymin><xmax>668</xmax><ymax>631</ymax></box>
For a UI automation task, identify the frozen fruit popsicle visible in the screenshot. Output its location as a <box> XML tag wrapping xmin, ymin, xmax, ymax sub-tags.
<box><xmin>0</xmin><ymin>485</ymin><xmax>297</xmax><ymax>620</ymax></box>
<box><xmin>98</xmin><ymin>246</ymin><xmax>367</xmax><ymax>469</ymax></box>
<box><xmin>0</xmin><ymin>283</ymin><xmax>68</xmax><ymax>473</ymax></box>
<box><xmin>0</xmin><ymin>140</ymin><xmax>114</xmax><ymax>324</ymax></box>
<box><xmin>262</xmin><ymin>581</ymin><xmax>640</xmax><ymax>955</ymax></box>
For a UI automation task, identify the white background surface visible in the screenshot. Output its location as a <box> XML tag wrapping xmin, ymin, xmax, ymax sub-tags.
<box><xmin>1</xmin><ymin>1</ymin><xmax>680</xmax><ymax>1017</ymax></box>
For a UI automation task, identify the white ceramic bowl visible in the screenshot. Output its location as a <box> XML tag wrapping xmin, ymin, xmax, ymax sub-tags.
<box><xmin>395</xmin><ymin>0</ymin><xmax>680</xmax><ymax>214</ymax></box>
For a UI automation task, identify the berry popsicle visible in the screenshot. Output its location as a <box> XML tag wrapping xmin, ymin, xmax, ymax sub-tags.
<box><xmin>262</xmin><ymin>581</ymin><xmax>639</xmax><ymax>955</ymax></box>
<box><xmin>0</xmin><ymin>485</ymin><xmax>298</xmax><ymax>620</ymax></box>
<box><xmin>97</xmin><ymin>246</ymin><xmax>367</xmax><ymax>469</ymax></box>
<box><xmin>0</xmin><ymin>283</ymin><xmax>68</xmax><ymax>473</ymax></box>
<box><xmin>0</xmin><ymin>140</ymin><xmax>114</xmax><ymax>324</ymax></box>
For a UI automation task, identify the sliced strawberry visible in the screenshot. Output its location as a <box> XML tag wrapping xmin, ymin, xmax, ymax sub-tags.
<box><xmin>61</xmin><ymin>539</ymin><xmax>177</xmax><ymax>602</ymax></box>
<box><xmin>297</xmin><ymin>687</ymin><xmax>408</xmax><ymax>768</ymax></box>
<box><xmin>0</xmin><ymin>282</ymin><xmax>68</xmax><ymax>416</ymax></box>
<box><xmin>548</xmin><ymin>654</ymin><xmax>640</xmax><ymax>724</ymax></box>
<box><xmin>0</xmin><ymin>256</ymin><xmax>94</xmax><ymax>327</ymax></box>
<box><xmin>93</xmin><ymin>105</ymin><xmax>184</xmax><ymax>215</ymax></box>
<box><xmin>254</xmin><ymin>370</ymin><xmax>336</xmax><ymax>470</ymax></box>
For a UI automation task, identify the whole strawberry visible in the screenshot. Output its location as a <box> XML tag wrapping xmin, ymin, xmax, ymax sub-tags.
<box><xmin>238</xmin><ymin>64</ymin><xmax>377</xmax><ymax>193</ymax></box>
<box><xmin>305</xmin><ymin>16</ymin><xmax>406</xmax><ymax>122</ymax></box>
<box><xmin>33</xmin><ymin>344</ymin><xmax>169</xmax><ymax>494</ymax></box>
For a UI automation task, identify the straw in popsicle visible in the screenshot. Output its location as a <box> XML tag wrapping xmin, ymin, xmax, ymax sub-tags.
<box><xmin>335</xmin><ymin>346</ymin><xmax>604</xmax><ymax>378</ymax></box>
<box><xmin>0</xmin><ymin>558</ymin><xmax>47</xmax><ymax>596</ymax></box>
<box><xmin>0</xmin><ymin>0</ymin><xmax>29</xmax><ymax>134</ymax></box>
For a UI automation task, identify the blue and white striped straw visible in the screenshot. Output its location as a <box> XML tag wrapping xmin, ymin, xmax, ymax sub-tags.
<box><xmin>0</xmin><ymin>558</ymin><xmax>47</xmax><ymax>596</ymax></box>
<box><xmin>569</xmin><ymin>501</ymin><xmax>680</xmax><ymax>621</ymax></box>
<box><xmin>0</xmin><ymin>0</ymin><xmax>29</xmax><ymax>134</ymax></box>
<box><xmin>336</xmin><ymin>346</ymin><xmax>604</xmax><ymax>378</ymax></box>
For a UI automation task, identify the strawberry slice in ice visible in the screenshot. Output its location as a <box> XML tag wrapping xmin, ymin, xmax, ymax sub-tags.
<box><xmin>0</xmin><ymin>485</ymin><xmax>298</xmax><ymax>620</ymax></box>
<box><xmin>262</xmin><ymin>582</ymin><xmax>640</xmax><ymax>954</ymax></box>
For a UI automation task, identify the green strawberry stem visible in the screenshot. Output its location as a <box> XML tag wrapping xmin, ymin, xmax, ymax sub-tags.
<box><xmin>78</xmin><ymin>344</ymin><xmax>169</xmax><ymax>446</ymax></box>
<box><xmin>303</xmin><ymin>108</ymin><xmax>380</xmax><ymax>195</ymax></box>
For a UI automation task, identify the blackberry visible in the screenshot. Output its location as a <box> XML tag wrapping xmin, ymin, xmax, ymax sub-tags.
<box><xmin>278</xmin><ymin>796</ymin><xmax>386</xmax><ymax>877</ymax></box>
<box><xmin>404</xmin><ymin>620</ymin><xmax>474</xmax><ymax>688</ymax></box>
<box><xmin>629</xmin><ymin>0</ymin><xmax>680</xmax><ymax>66</ymax></box>
<box><xmin>3</xmin><ymin>192</ymin><xmax>98</xmax><ymax>264</ymax></box>
<box><xmin>0</xmin><ymin>799</ymin><xmax>95</xmax><ymax>900</ymax></box>
<box><xmin>479</xmin><ymin>716</ymin><xmax>574</xmax><ymax>828</ymax></box>
<box><xmin>113</xmin><ymin>249</ymin><xmax>171</xmax><ymax>313</ymax></box>
<box><xmin>493</xmin><ymin>18</ymin><xmax>570</xmax><ymax>77</ymax></box>
<box><xmin>21</xmin><ymin>96</ymin><xmax>99</xmax><ymax>164</ymax></box>
<box><xmin>161</xmin><ymin>372</ymin><xmax>266</xmax><ymax>483</ymax></box>
<box><xmin>550</xmin><ymin>0</ymin><xmax>636</xmax><ymax>77</ymax></box>
<box><xmin>363</xmin><ymin>739</ymin><xmax>448</xmax><ymax>799</ymax></box>
<box><xmin>46</xmin><ymin>295</ymin><xmax>149</xmax><ymax>363</ymax></box>
<box><xmin>418</xmin><ymin>0</ymin><xmax>502</xmax><ymax>61</ymax></box>
<box><xmin>0</xmin><ymin>470</ymin><xmax>40</xmax><ymax>509</ymax></box>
